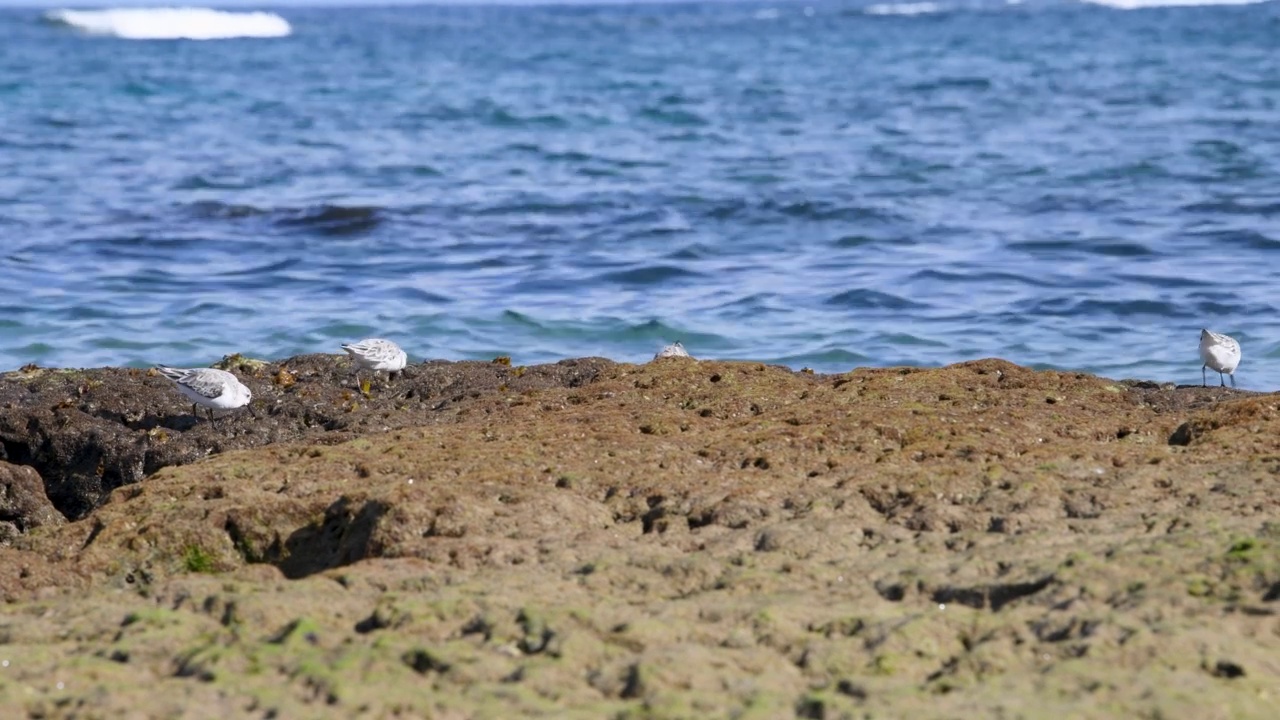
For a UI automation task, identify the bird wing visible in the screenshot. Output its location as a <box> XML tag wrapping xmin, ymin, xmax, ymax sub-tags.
<box><xmin>172</xmin><ymin>369</ymin><xmax>228</xmax><ymax>399</ymax></box>
<box><xmin>343</xmin><ymin>339</ymin><xmax>398</xmax><ymax>358</ymax></box>
<box><xmin>155</xmin><ymin>366</ymin><xmax>187</xmax><ymax>383</ymax></box>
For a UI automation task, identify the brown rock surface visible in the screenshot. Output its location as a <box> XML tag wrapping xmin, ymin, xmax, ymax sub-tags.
<box><xmin>1</xmin><ymin>356</ymin><xmax>1278</xmax><ymax>718</ymax></box>
<box><xmin>0</xmin><ymin>355</ymin><xmax>609</xmax><ymax>520</ymax></box>
<box><xmin>0</xmin><ymin>462</ymin><xmax>64</xmax><ymax>544</ymax></box>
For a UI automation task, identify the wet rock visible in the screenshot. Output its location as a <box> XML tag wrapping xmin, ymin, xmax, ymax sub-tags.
<box><xmin>0</xmin><ymin>460</ymin><xmax>64</xmax><ymax>537</ymax></box>
<box><xmin>2</xmin><ymin>357</ymin><xmax>1279</xmax><ymax>717</ymax></box>
<box><xmin>0</xmin><ymin>356</ymin><xmax>615</xmax><ymax>520</ymax></box>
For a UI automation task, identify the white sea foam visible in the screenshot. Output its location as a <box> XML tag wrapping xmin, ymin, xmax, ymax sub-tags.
<box><xmin>45</xmin><ymin>8</ymin><xmax>291</xmax><ymax>40</ymax></box>
<box><xmin>1081</xmin><ymin>0</ymin><xmax>1267</xmax><ymax>8</ymax></box>
<box><xmin>864</xmin><ymin>2</ymin><xmax>943</xmax><ymax>16</ymax></box>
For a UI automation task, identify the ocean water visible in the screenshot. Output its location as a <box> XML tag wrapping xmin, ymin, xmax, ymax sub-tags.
<box><xmin>2</xmin><ymin>1</ymin><xmax>1279</xmax><ymax>388</ymax></box>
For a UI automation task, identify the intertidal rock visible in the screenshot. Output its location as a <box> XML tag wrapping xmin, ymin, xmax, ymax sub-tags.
<box><xmin>0</xmin><ymin>358</ymin><xmax>1276</xmax><ymax>718</ymax></box>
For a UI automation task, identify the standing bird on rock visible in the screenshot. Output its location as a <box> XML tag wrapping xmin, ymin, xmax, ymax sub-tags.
<box><xmin>155</xmin><ymin>366</ymin><xmax>254</xmax><ymax>424</ymax></box>
<box><xmin>341</xmin><ymin>338</ymin><xmax>408</xmax><ymax>391</ymax></box>
<box><xmin>653</xmin><ymin>341</ymin><xmax>692</xmax><ymax>360</ymax></box>
<box><xmin>1199</xmin><ymin>328</ymin><xmax>1241</xmax><ymax>387</ymax></box>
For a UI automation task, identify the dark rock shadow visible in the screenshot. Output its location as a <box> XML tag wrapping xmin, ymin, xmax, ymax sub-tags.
<box><xmin>274</xmin><ymin>496</ymin><xmax>388</xmax><ymax>580</ymax></box>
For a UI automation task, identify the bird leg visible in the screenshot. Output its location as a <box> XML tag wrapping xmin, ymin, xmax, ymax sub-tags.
<box><xmin>1230</xmin><ymin>373</ymin><xmax>1235</xmax><ymax>388</ymax></box>
<box><xmin>1202</xmin><ymin>365</ymin><xmax>1207</xmax><ymax>388</ymax></box>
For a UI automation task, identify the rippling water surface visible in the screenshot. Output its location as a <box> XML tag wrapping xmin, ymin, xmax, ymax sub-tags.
<box><xmin>3</xmin><ymin>1</ymin><xmax>1280</xmax><ymax>387</ymax></box>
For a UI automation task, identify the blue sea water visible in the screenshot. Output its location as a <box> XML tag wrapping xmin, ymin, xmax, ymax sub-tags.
<box><xmin>2</xmin><ymin>1</ymin><xmax>1279</xmax><ymax>388</ymax></box>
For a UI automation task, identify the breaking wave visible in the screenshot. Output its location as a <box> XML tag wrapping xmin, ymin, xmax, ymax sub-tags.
<box><xmin>44</xmin><ymin>7</ymin><xmax>291</xmax><ymax>40</ymax></box>
<box><xmin>864</xmin><ymin>2</ymin><xmax>944</xmax><ymax>16</ymax></box>
<box><xmin>1081</xmin><ymin>0</ymin><xmax>1268</xmax><ymax>7</ymax></box>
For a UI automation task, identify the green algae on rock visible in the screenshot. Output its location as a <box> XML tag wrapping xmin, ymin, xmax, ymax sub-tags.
<box><xmin>0</xmin><ymin>358</ymin><xmax>1277</xmax><ymax>717</ymax></box>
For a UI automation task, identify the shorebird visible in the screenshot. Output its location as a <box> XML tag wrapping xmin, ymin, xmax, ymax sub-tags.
<box><xmin>1199</xmin><ymin>328</ymin><xmax>1241</xmax><ymax>387</ymax></box>
<box><xmin>340</xmin><ymin>338</ymin><xmax>408</xmax><ymax>390</ymax></box>
<box><xmin>155</xmin><ymin>366</ymin><xmax>253</xmax><ymax>424</ymax></box>
<box><xmin>653</xmin><ymin>341</ymin><xmax>692</xmax><ymax>360</ymax></box>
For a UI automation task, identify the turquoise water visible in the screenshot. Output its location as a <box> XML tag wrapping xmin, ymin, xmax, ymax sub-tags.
<box><xmin>2</xmin><ymin>1</ymin><xmax>1279</xmax><ymax>387</ymax></box>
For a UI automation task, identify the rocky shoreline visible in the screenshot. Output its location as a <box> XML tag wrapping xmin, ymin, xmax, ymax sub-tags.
<box><xmin>1</xmin><ymin>355</ymin><xmax>1277</xmax><ymax>717</ymax></box>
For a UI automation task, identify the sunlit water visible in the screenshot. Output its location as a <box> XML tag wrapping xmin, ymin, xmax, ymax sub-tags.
<box><xmin>3</xmin><ymin>1</ymin><xmax>1279</xmax><ymax>389</ymax></box>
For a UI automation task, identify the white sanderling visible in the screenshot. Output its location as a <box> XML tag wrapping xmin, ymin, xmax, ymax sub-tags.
<box><xmin>1199</xmin><ymin>328</ymin><xmax>1241</xmax><ymax>387</ymax></box>
<box><xmin>653</xmin><ymin>341</ymin><xmax>692</xmax><ymax>360</ymax></box>
<box><xmin>340</xmin><ymin>338</ymin><xmax>408</xmax><ymax>389</ymax></box>
<box><xmin>154</xmin><ymin>366</ymin><xmax>253</xmax><ymax>424</ymax></box>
